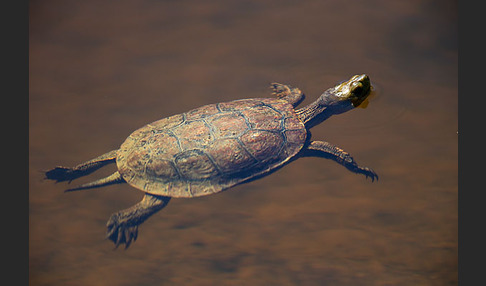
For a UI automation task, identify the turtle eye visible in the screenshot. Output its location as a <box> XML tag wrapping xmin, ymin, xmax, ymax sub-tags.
<box><xmin>353</xmin><ymin>85</ymin><xmax>363</xmax><ymax>96</ymax></box>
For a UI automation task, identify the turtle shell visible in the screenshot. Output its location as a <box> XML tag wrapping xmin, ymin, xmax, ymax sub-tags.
<box><xmin>116</xmin><ymin>98</ymin><xmax>307</xmax><ymax>198</ymax></box>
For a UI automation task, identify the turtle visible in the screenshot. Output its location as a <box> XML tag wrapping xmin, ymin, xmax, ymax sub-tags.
<box><xmin>45</xmin><ymin>74</ymin><xmax>378</xmax><ymax>248</ymax></box>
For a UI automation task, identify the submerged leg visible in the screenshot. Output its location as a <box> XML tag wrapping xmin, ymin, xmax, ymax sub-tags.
<box><xmin>270</xmin><ymin>82</ymin><xmax>305</xmax><ymax>107</ymax></box>
<box><xmin>45</xmin><ymin>150</ymin><xmax>118</xmax><ymax>182</ymax></box>
<box><xmin>106</xmin><ymin>194</ymin><xmax>171</xmax><ymax>249</ymax></box>
<box><xmin>65</xmin><ymin>171</ymin><xmax>125</xmax><ymax>192</ymax></box>
<box><xmin>302</xmin><ymin>141</ymin><xmax>378</xmax><ymax>181</ymax></box>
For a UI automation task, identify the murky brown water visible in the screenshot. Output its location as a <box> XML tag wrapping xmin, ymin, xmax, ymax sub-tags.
<box><xmin>29</xmin><ymin>0</ymin><xmax>457</xmax><ymax>285</ymax></box>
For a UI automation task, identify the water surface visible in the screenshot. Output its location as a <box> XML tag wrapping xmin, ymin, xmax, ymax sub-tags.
<box><xmin>30</xmin><ymin>1</ymin><xmax>457</xmax><ymax>285</ymax></box>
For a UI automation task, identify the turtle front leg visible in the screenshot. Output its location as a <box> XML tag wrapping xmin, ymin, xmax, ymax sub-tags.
<box><xmin>302</xmin><ymin>141</ymin><xmax>378</xmax><ymax>181</ymax></box>
<box><xmin>45</xmin><ymin>150</ymin><xmax>118</xmax><ymax>183</ymax></box>
<box><xmin>270</xmin><ymin>82</ymin><xmax>305</xmax><ymax>107</ymax></box>
<box><xmin>106</xmin><ymin>194</ymin><xmax>171</xmax><ymax>249</ymax></box>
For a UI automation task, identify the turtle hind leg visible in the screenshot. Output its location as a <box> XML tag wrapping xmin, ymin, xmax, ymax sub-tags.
<box><xmin>45</xmin><ymin>149</ymin><xmax>118</xmax><ymax>183</ymax></box>
<box><xmin>270</xmin><ymin>82</ymin><xmax>305</xmax><ymax>107</ymax></box>
<box><xmin>302</xmin><ymin>141</ymin><xmax>378</xmax><ymax>181</ymax></box>
<box><xmin>64</xmin><ymin>171</ymin><xmax>125</xmax><ymax>192</ymax></box>
<box><xmin>106</xmin><ymin>194</ymin><xmax>171</xmax><ymax>249</ymax></box>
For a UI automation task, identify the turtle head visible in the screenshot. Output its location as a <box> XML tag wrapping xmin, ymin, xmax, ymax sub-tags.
<box><xmin>317</xmin><ymin>74</ymin><xmax>371</xmax><ymax>113</ymax></box>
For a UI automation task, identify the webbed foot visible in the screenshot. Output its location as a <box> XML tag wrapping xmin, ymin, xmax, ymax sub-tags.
<box><xmin>270</xmin><ymin>82</ymin><xmax>305</xmax><ymax>107</ymax></box>
<box><xmin>106</xmin><ymin>212</ymin><xmax>139</xmax><ymax>249</ymax></box>
<box><xmin>104</xmin><ymin>194</ymin><xmax>170</xmax><ymax>249</ymax></box>
<box><xmin>45</xmin><ymin>166</ymin><xmax>81</xmax><ymax>182</ymax></box>
<box><xmin>270</xmin><ymin>82</ymin><xmax>293</xmax><ymax>98</ymax></box>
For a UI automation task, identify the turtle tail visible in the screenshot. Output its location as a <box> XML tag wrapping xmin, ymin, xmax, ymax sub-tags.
<box><xmin>65</xmin><ymin>171</ymin><xmax>125</xmax><ymax>192</ymax></box>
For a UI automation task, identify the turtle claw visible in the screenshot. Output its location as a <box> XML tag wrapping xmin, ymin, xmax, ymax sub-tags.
<box><xmin>106</xmin><ymin>213</ymin><xmax>138</xmax><ymax>249</ymax></box>
<box><xmin>359</xmin><ymin>167</ymin><xmax>379</xmax><ymax>182</ymax></box>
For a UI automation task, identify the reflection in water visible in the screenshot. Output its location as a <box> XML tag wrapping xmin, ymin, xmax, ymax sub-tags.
<box><xmin>30</xmin><ymin>0</ymin><xmax>457</xmax><ymax>285</ymax></box>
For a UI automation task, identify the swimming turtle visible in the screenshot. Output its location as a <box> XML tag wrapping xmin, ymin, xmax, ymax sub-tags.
<box><xmin>45</xmin><ymin>74</ymin><xmax>378</xmax><ymax>248</ymax></box>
